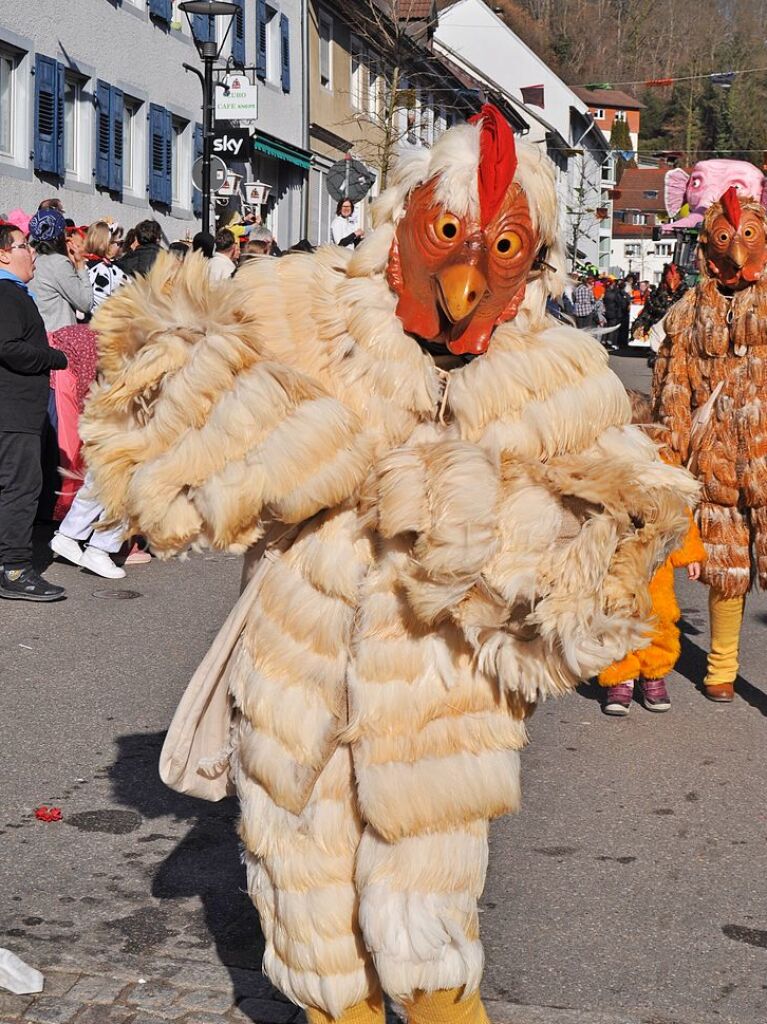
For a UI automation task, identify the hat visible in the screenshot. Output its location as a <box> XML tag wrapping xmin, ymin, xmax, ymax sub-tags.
<box><xmin>6</xmin><ymin>208</ymin><xmax>31</xmax><ymax>236</ymax></box>
<box><xmin>29</xmin><ymin>208</ymin><xmax>66</xmax><ymax>242</ymax></box>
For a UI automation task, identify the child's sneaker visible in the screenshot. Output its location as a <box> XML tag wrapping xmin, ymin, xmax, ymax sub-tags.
<box><xmin>603</xmin><ymin>681</ymin><xmax>634</xmax><ymax>716</ymax></box>
<box><xmin>641</xmin><ymin>677</ymin><xmax>671</xmax><ymax>712</ymax></box>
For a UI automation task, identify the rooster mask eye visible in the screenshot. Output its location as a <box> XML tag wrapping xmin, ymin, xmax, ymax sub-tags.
<box><xmin>386</xmin><ymin>177</ymin><xmax>539</xmax><ymax>355</ymax></box>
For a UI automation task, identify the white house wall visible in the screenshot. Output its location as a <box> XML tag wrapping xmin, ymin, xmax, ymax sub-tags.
<box><xmin>435</xmin><ymin>0</ymin><xmax>607</xmax><ymax>269</ymax></box>
<box><xmin>0</xmin><ymin>0</ymin><xmax>306</xmax><ymax>240</ymax></box>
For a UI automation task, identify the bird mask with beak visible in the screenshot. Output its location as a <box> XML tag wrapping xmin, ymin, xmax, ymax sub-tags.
<box><xmin>386</xmin><ymin>106</ymin><xmax>543</xmax><ymax>355</ymax></box>
<box><xmin>700</xmin><ymin>186</ymin><xmax>767</xmax><ymax>290</ymax></box>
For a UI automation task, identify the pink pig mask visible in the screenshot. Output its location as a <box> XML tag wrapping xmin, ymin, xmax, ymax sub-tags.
<box><xmin>664</xmin><ymin>160</ymin><xmax>766</xmax><ymax>230</ymax></box>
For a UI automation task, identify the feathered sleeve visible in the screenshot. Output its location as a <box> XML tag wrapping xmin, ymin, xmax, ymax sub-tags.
<box><xmin>376</xmin><ymin>426</ymin><xmax>699</xmax><ymax>703</ymax></box>
<box><xmin>79</xmin><ymin>253</ymin><xmax>374</xmax><ymax>555</ymax></box>
<box><xmin>652</xmin><ymin>299</ymin><xmax>693</xmax><ymax>464</ymax></box>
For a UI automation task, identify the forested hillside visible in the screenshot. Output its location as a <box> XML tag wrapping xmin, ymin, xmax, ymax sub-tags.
<box><xmin>488</xmin><ymin>0</ymin><xmax>767</xmax><ymax>162</ymax></box>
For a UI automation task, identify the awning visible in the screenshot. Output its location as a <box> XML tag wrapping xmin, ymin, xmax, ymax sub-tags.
<box><xmin>252</xmin><ymin>132</ymin><xmax>312</xmax><ymax>170</ymax></box>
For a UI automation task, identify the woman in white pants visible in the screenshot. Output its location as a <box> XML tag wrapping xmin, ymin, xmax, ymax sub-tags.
<box><xmin>50</xmin><ymin>474</ymin><xmax>125</xmax><ymax>579</ymax></box>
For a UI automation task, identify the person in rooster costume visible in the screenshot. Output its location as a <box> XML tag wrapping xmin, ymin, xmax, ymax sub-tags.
<box><xmin>81</xmin><ymin>108</ymin><xmax>694</xmax><ymax>1024</ymax></box>
<box><xmin>654</xmin><ymin>186</ymin><xmax>767</xmax><ymax>704</ymax></box>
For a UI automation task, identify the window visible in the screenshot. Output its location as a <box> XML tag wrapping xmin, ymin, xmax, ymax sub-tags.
<box><xmin>643</xmin><ymin>189</ymin><xmax>659</xmax><ymax>199</ymax></box>
<box><xmin>122</xmin><ymin>97</ymin><xmax>143</xmax><ymax>194</ymax></box>
<box><xmin>435</xmin><ymin>106</ymin><xmax>447</xmax><ymax>139</ymax></box>
<box><xmin>422</xmin><ymin>96</ymin><xmax>434</xmax><ymax>146</ymax></box>
<box><xmin>319</xmin><ymin>10</ymin><xmax>332</xmax><ymax>89</ymax></box>
<box><xmin>655</xmin><ymin>242</ymin><xmax>673</xmax><ymax>257</ymax></box>
<box><xmin>408</xmin><ymin>86</ymin><xmax>420</xmax><ymax>145</ymax></box>
<box><xmin>265</xmin><ymin>5</ymin><xmax>280</xmax><ymax>85</ymax></box>
<box><xmin>624</xmin><ymin>243</ymin><xmax>640</xmax><ymax>256</ymax></box>
<box><xmin>367</xmin><ymin>52</ymin><xmax>379</xmax><ymax>118</ymax></box>
<box><xmin>350</xmin><ymin>34</ymin><xmax>363</xmax><ymax>109</ymax></box>
<box><xmin>631</xmin><ymin>212</ymin><xmax>647</xmax><ymax>225</ymax></box>
<box><xmin>64</xmin><ymin>73</ymin><xmax>89</xmax><ymax>180</ymax></box>
<box><xmin>171</xmin><ymin>118</ymin><xmax>189</xmax><ymax>207</ymax></box>
<box><xmin>0</xmin><ymin>47</ymin><xmax>18</xmax><ymax>158</ymax></box>
<box><xmin>594</xmin><ymin>107</ymin><xmax>605</xmax><ymax>119</ymax></box>
<box><xmin>63</xmin><ymin>77</ymin><xmax>79</xmax><ymax>174</ymax></box>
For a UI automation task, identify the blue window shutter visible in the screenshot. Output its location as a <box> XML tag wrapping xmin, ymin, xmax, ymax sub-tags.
<box><xmin>110</xmin><ymin>87</ymin><xmax>124</xmax><ymax>192</ymax></box>
<box><xmin>279</xmin><ymin>14</ymin><xmax>290</xmax><ymax>92</ymax></box>
<box><xmin>56</xmin><ymin>62</ymin><xmax>65</xmax><ymax>176</ymax></box>
<box><xmin>232</xmin><ymin>0</ymin><xmax>246</xmax><ymax>67</ymax></box>
<box><xmin>148</xmin><ymin>103</ymin><xmax>167</xmax><ymax>202</ymax></box>
<box><xmin>95</xmin><ymin>80</ymin><xmax>111</xmax><ymax>188</ymax></box>
<box><xmin>256</xmin><ymin>0</ymin><xmax>267</xmax><ymax>80</ymax></box>
<box><xmin>148</xmin><ymin>0</ymin><xmax>172</xmax><ymax>22</ymax></box>
<box><xmin>34</xmin><ymin>54</ymin><xmax>60</xmax><ymax>175</ymax></box>
<box><xmin>192</xmin><ymin>13</ymin><xmax>213</xmax><ymax>42</ymax></box>
<box><xmin>164</xmin><ymin>108</ymin><xmax>173</xmax><ymax>207</ymax></box>
<box><xmin>192</xmin><ymin>123</ymin><xmax>203</xmax><ymax>217</ymax></box>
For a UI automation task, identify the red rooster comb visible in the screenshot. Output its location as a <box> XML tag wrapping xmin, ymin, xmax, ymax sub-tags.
<box><xmin>468</xmin><ymin>104</ymin><xmax>518</xmax><ymax>227</ymax></box>
<box><xmin>720</xmin><ymin>186</ymin><xmax>742</xmax><ymax>230</ymax></box>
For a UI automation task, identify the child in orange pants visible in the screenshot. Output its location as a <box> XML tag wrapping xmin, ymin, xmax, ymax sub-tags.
<box><xmin>600</xmin><ymin>392</ymin><xmax>705</xmax><ymax>715</ymax></box>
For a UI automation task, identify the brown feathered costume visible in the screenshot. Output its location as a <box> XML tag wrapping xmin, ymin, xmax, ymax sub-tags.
<box><xmin>654</xmin><ymin>192</ymin><xmax>767</xmax><ymax>597</ymax></box>
<box><xmin>80</xmin><ymin>113</ymin><xmax>694</xmax><ymax>1019</ymax></box>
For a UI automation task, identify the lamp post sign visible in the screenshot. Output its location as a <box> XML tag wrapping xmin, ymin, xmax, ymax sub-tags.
<box><xmin>215</xmin><ymin>75</ymin><xmax>259</xmax><ymax>121</ymax></box>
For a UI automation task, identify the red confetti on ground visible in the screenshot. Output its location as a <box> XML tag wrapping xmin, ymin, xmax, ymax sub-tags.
<box><xmin>34</xmin><ymin>806</ymin><xmax>62</xmax><ymax>822</ymax></box>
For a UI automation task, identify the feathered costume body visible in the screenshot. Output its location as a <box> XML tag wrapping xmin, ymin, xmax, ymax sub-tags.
<box><xmin>654</xmin><ymin>192</ymin><xmax>767</xmax><ymax>598</ymax></box>
<box><xmin>81</xmin><ymin>120</ymin><xmax>695</xmax><ymax>1015</ymax></box>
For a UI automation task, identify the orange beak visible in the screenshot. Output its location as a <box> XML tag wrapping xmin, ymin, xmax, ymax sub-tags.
<box><xmin>727</xmin><ymin>238</ymin><xmax>748</xmax><ymax>270</ymax></box>
<box><xmin>436</xmin><ymin>264</ymin><xmax>488</xmax><ymax>324</ymax></box>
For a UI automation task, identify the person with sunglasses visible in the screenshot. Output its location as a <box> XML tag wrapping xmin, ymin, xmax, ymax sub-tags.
<box><xmin>0</xmin><ymin>222</ymin><xmax>68</xmax><ymax>601</ymax></box>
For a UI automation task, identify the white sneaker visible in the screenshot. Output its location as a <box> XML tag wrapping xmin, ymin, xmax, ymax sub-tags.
<box><xmin>80</xmin><ymin>546</ymin><xmax>126</xmax><ymax>579</ymax></box>
<box><xmin>50</xmin><ymin>532</ymin><xmax>83</xmax><ymax>567</ymax></box>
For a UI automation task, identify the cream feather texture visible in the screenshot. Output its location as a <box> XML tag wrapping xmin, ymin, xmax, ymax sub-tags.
<box><xmin>82</xmin><ymin>128</ymin><xmax>697</xmax><ymax>1018</ymax></box>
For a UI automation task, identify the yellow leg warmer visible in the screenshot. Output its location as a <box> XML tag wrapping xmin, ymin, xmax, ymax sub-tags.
<box><xmin>405</xmin><ymin>987</ymin><xmax>491</xmax><ymax>1024</ymax></box>
<box><xmin>705</xmin><ymin>589</ymin><xmax>746</xmax><ymax>686</ymax></box>
<box><xmin>306</xmin><ymin>993</ymin><xmax>385</xmax><ymax>1024</ymax></box>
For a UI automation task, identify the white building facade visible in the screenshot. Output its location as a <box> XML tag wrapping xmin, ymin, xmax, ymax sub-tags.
<box><xmin>435</xmin><ymin>0</ymin><xmax>611</xmax><ymax>270</ymax></box>
<box><xmin>0</xmin><ymin>0</ymin><xmax>307</xmax><ymax>246</ymax></box>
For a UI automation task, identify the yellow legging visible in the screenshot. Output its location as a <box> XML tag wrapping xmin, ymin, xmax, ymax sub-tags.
<box><xmin>706</xmin><ymin>590</ymin><xmax>746</xmax><ymax>686</ymax></box>
<box><xmin>306</xmin><ymin>987</ymin><xmax>490</xmax><ymax>1024</ymax></box>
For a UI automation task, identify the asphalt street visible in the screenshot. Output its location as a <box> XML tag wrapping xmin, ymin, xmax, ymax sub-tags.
<box><xmin>1</xmin><ymin>352</ymin><xmax>766</xmax><ymax>1024</ymax></box>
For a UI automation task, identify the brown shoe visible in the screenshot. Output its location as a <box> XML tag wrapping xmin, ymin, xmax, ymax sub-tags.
<box><xmin>704</xmin><ymin>682</ymin><xmax>734</xmax><ymax>702</ymax></box>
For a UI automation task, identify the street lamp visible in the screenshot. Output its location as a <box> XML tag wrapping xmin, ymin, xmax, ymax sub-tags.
<box><xmin>180</xmin><ymin>0</ymin><xmax>238</xmax><ymax>234</ymax></box>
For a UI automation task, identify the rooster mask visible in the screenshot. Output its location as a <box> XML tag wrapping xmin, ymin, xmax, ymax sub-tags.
<box><xmin>386</xmin><ymin>106</ymin><xmax>541</xmax><ymax>355</ymax></box>
<box><xmin>700</xmin><ymin>186</ymin><xmax>767</xmax><ymax>290</ymax></box>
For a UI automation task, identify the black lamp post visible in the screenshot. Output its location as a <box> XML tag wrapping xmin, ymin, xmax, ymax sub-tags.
<box><xmin>180</xmin><ymin>0</ymin><xmax>238</xmax><ymax>234</ymax></box>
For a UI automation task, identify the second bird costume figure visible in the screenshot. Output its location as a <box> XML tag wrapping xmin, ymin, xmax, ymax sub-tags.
<box><xmin>81</xmin><ymin>109</ymin><xmax>694</xmax><ymax>1023</ymax></box>
<box><xmin>655</xmin><ymin>186</ymin><xmax>767</xmax><ymax>702</ymax></box>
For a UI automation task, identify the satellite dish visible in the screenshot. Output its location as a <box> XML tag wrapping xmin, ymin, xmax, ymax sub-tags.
<box><xmin>326</xmin><ymin>157</ymin><xmax>376</xmax><ymax>203</ymax></box>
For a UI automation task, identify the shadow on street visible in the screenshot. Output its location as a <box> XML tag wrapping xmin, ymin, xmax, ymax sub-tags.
<box><xmin>108</xmin><ymin>731</ymin><xmax>278</xmax><ymax>1021</ymax></box>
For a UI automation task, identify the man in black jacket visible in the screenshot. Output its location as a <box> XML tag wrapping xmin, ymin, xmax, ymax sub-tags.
<box><xmin>117</xmin><ymin>219</ymin><xmax>163</xmax><ymax>278</ymax></box>
<box><xmin>0</xmin><ymin>223</ymin><xmax>68</xmax><ymax>601</ymax></box>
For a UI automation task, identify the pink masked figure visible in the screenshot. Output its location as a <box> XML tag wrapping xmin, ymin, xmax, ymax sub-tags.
<box><xmin>663</xmin><ymin>159</ymin><xmax>766</xmax><ymax>231</ymax></box>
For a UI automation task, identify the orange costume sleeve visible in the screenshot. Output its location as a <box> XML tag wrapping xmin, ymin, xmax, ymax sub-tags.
<box><xmin>670</xmin><ymin>510</ymin><xmax>706</xmax><ymax>568</ymax></box>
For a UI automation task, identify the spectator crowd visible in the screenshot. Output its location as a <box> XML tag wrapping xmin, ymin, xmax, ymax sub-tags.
<box><xmin>0</xmin><ymin>196</ymin><xmax>322</xmax><ymax>603</ymax></box>
<box><xmin>551</xmin><ymin>264</ymin><xmax>688</xmax><ymax>355</ymax></box>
